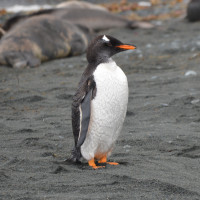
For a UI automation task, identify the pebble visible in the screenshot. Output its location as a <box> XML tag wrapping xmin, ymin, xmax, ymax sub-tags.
<box><xmin>138</xmin><ymin>1</ymin><xmax>151</xmax><ymax>7</ymax></box>
<box><xmin>123</xmin><ymin>145</ymin><xmax>131</xmax><ymax>149</ymax></box>
<box><xmin>68</xmin><ymin>64</ymin><xmax>74</xmax><ymax>68</ymax></box>
<box><xmin>153</xmin><ymin>21</ymin><xmax>163</xmax><ymax>26</ymax></box>
<box><xmin>190</xmin><ymin>47</ymin><xmax>196</xmax><ymax>52</ymax></box>
<box><xmin>196</xmin><ymin>41</ymin><xmax>200</xmax><ymax>47</ymax></box>
<box><xmin>161</xmin><ymin>103</ymin><xmax>169</xmax><ymax>107</ymax></box>
<box><xmin>190</xmin><ymin>53</ymin><xmax>199</xmax><ymax>59</ymax></box>
<box><xmin>184</xmin><ymin>70</ymin><xmax>197</xmax><ymax>77</ymax></box>
<box><xmin>191</xmin><ymin>99</ymin><xmax>200</xmax><ymax>104</ymax></box>
<box><xmin>146</xmin><ymin>43</ymin><xmax>153</xmax><ymax>48</ymax></box>
<box><xmin>135</xmin><ymin>49</ymin><xmax>143</xmax><ymax>59</ymax></box>
<box><xmin>138</xmin><ymin>54</ymin><xmax>143</xmax><ymax>59</ymax></box>
<box><xmin>151</xmin><ymin>76</ymin><xmax>158</xmax><ymax>80</ymax></box>
<box><xmin>81</xmin><ymin>57</ymin><xmax>87</xmax><ymax>62</ymax></box>
<box><xmin>135</xmin><ymin>49</ymin><xmax>142</xmax><ymax>54</ymax></box>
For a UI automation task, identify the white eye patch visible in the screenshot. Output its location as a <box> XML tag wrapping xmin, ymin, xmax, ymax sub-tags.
<box><xmin>102</xmin><ymin>35</ymin><xmax>110</xmax><ymax>42</ymax></box>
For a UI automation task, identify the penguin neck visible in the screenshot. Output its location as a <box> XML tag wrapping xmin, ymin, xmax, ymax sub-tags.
<box><xmin>97</xmin><ymin>58</ymin><xmax>117</xmax><ymax>71</ymax></box>
<box><xmin>80</xmin><ymin>58</ymin><xmax>115</xmax><ymax>85</ymax></box>
<box><xmin>98</xmin><ymin>58</ymin><xmax>115</xmax><ymax>67</ymax></box>
<box><xmin>89</xmin><ymin>57</ymin><xmax>114</xmax><ymax>68</ymax></box>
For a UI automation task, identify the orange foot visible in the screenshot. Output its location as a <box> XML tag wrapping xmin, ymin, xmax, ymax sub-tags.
<box><xmin>106</xmin><ymin>162</ymin><xmax>119</xmax><ymax>165</ymax></box>
<box><xmin>98</xmin><ymin>155</ymin><xmax>119</xmax><ymax>166</ymax></box>
<box><xmin>88</xmin><ymin>159</ymin><xmax>105</xmax><ymax>169</ymax></box>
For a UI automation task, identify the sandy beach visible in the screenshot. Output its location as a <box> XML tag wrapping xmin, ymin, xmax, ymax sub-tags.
<box><xmin>0</xmin><ymin>1</ymin><xmax>200</xmax><ymax>199</ymax></box>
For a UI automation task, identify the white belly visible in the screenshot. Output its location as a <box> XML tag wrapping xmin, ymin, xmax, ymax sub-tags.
<box><xmin>81</xmin><ymin>59</ymin><xmax>128</xmax><ymax>161</ymax></box>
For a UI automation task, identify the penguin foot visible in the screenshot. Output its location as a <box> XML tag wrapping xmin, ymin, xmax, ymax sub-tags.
<box><xmin>88</xmin><ymin>159</ymin><xmax>105</xmax><ymax>169</ymax></box>
<box><xmin>106</xmin><ymin>162</ymin><xmax>119</xmax><ymax>165</ymax></box>
<box><xmin>98</xmin><ymin>156</ymin><xmax>119</xmax><ymax>165</ymax></box>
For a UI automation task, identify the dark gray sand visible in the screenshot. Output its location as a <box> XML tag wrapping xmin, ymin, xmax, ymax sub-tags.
<box><xmin>0</xmin><ymin>18</ymin><xmax>200</xmax><ymax>199</ymax></box>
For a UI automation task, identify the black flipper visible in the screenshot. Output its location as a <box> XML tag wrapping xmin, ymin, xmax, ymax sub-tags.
<box><xmin>76</xmin><ymin>89</ymin><xmax>93</xmax><ymax>148</ymax></box>
<box><xmin>71</xmin><ymin>73</ymin><xmax>96</xmax><ymax>162</ymax></box>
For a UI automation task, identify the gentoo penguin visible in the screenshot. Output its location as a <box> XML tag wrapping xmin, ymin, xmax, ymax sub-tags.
<box><xmin>71</xmin><ymin>35</ymin><xmax>136</xmax><ymax>169</ymax></box>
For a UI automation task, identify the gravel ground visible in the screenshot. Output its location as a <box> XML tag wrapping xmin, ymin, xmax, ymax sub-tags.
<box><xmin>0</xmin><ymin>1</ymin><xmax>200</xmax><ymax>200</ymax></box>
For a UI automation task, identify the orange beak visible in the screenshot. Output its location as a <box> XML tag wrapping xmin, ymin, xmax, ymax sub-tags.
<box><xmin>116</xmin><ymin>44</ymin><xmax>136</xmax><ymax>50</ymax></box>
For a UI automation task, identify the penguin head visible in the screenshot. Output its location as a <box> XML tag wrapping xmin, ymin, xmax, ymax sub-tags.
<box><xmin>87</xmin><ymin>35</ymin><xmax>136</xmax><ymax>65</ymax></box>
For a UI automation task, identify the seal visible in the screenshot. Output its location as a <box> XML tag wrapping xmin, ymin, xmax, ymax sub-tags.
<box><xmin>0</xmin><ymin>1</ymin><xmax>151</xmax><ymax>68</ymax></box>
<box><xmin>0</xmin><ymin>14</ymin><xmax>92</xmax><ymax>68</ymax></box>
<box><xmin>2</xmin><ymin>1</ymin><xmax>108</xmax><ymax>32</ymax></box>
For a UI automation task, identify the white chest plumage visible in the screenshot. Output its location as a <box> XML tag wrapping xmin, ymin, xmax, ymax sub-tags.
<box><xmin>81</xmin><ymin>59</ymin><xmax>128</xmax><ymax>161</ymax></box>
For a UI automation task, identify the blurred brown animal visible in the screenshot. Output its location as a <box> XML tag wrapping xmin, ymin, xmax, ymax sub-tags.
<box><xmin>0</xmin><ymin>1</ymin><xmax>153</xmax><ymax>68</ymax></box>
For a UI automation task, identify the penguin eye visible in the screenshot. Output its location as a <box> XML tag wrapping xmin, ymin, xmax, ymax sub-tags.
<box><xmin>105</xmin><ymin>42</ymin><xmax>112</xmax><ymax>47</ymax></box>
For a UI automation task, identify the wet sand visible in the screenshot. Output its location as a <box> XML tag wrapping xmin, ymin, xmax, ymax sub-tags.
<box><xmin>0</xmin><ymin>17</ymin><xmax>200</xmax><ymax>199</ymax></box>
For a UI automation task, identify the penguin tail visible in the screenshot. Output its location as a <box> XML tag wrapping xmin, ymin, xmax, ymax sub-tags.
<box><xmin>67</xmin><ymin>147</ymin><xmax>82</xmax><ymax>163</ymax></box>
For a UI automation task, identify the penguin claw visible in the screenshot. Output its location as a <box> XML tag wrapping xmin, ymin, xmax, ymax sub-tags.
<box><xmin>106</xmin><ymin>162</ymin><xmax>119</xmax><ymax>165</ymax></box>
<box><xmin>98</xmin><ymin>156</ymin><xmax>119</xmax><ymax>166</ymax></box>
<box><xmin>88</xmin><ymin>157</ymin><xmax>119</xmax><ymax>169</ymax></box>
<box><xmin>88</xmin><ymin>158</ymin><xmax>105</xmax><ymax>169</ymax></box>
